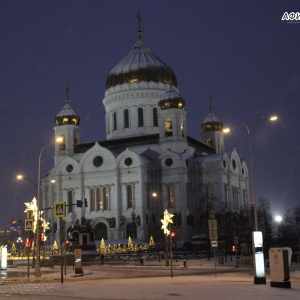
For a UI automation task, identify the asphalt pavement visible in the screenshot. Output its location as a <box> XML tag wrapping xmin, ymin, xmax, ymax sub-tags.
<box><xmin>0</xmin><ymin>258</ymin><xmax>299</xmax><ymax>299</ymax></box>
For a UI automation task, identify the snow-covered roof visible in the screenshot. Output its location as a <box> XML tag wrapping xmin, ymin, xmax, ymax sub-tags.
<box><xmin>56</xmin><ymin>103</ymin><xmax>78</xmax><ymax>117</ymax></box>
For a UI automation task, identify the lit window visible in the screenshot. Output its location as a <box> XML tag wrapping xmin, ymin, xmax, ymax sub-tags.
<box><xmin>97</xmin><ymin>187</ymin><xmax>102</xmax><ymax>210</ymax></box>
<box><xmin>181</xmin><ymin>119</ymin><xmax>185</xmax><ymax>137</ymax></box>
<box><xmin>103</xmin><ymin>186</ymin><xmax>109</xmax><ymax>210</ymax></box>
<box><xmin>165</xmin><ymin>119</ymin><xmax>173</xmax><ymax>136</ymax></box>
<box><xmin>90</xmin><ymin>188</ymin><xmax>96</xmax><ymax>211</ymax></box>
<box><xmin>59</xmin><ymin>135</ymin><xmax>66</xmax><ymax>150</ymax></box>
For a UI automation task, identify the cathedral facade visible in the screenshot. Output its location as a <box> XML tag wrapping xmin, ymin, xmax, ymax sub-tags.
<box><xmin>42</xmin><ymin>28</ymin><xmax>249</xmax><ymax>245</ymax></box>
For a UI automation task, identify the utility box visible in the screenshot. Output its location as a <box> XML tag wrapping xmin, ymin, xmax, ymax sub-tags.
<box><xmin>269</xmin><ymin>248</ymin><xmax>292</xmax><ymax>288</ymax></box>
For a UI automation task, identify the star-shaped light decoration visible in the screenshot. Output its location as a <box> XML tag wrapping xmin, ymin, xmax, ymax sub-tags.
<box><xmin>24</xmin><ymin>197</ymin><xmax>49</xmax><ymax>236</ymax></box>
<box><xmin>24</xmin><ymin>197</ymin><xmax>38</xmax><ymax>232</ymax></box>
<box><xmin>161</xmin><ymin>209</ymin><xmax>174</xmax><ymax>236</ymax></box>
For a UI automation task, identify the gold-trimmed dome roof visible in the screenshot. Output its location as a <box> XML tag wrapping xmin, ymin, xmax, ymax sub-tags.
<box><xmin>201</xmin><ymin>112</ymin><xmax>223</xmax><ymax>132</ymax></box>
<box><xmin>106</xmin><ymin>38</ymin><xmax>177</xmax><ymax>90</ymax></box>
<box><xmin>55</xmin><ymin>86</ymin><xmax>80</xmax><ymax>126</ymax></box>
<box><xmin>158</xmin><ymin>87</ymin><xmax>185</xmax><ymax>110</ymax></box>
<box><xmin>55</xmin><ymin>103</ymin><xmax>80</xmax><ymax>126</ymax></box>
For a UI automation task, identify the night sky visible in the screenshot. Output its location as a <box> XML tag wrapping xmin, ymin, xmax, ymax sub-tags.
<box><xmin>0</xmin><ymin>1</ymin><xmax>299</xmax><ymax>228</ymax></box>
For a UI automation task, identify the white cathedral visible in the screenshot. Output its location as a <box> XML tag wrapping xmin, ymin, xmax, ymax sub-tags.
<box><xmin>42</xmin><ymin>25</ymin><xmax>249</xmax><ymax>245</ymax></box>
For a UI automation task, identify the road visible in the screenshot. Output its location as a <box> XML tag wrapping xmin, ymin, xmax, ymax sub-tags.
<box><xmin>0</xmin><ymin>259</ymin><xmax>299</xmax><ymax>299</ymax></box>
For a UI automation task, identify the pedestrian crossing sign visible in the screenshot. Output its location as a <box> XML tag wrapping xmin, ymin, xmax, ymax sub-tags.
<box><xmin>54</xmin><ymin>202</ymin><xmax>66</xmax><ymax>218</ymax></box>
<box><xmin>25</xmin><ymin>219</ymin><xmax>33</xmax><ymax>231</ymax></box>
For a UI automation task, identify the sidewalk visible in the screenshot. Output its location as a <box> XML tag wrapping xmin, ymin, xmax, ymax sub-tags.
<box><xmin>3</xmin><ymin>258</ymin><xmax>300</xmax><ymax>282</ymax></box>
<box><xmin>1</xmin><ymin>264</ymin><xmax>299</xmax><ymax>300</ymax></box>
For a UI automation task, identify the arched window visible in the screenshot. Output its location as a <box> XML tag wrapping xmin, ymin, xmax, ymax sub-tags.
<box><xmin>113</xmin><ymin>111</ymin><xmax>117</xmax><ymax>131</ymax></box>
<box><xmin>232</xmin><ymin>187</ymin><xmax>239</xmax><ymax>211</ymax></box>
<box><xmin>95</xmin><ymin>222</ymin><xmax>108</xmax><ymax>240</ymax></box>
<box><xmin>138</xmin><ymin>108</ymin><xmax>144</xmax><ymax>127</ymax></box>
<box><xmin>124</xmin><ymin>109</ymin><xmax>129</xmax><ymax>128</ymax></box>
<box><xmin>168</xmin><ymin>184</ymin><xmax>175</xmax><ymax>208</ymax></box>
<box><xmin>59</xmin><ymin>135</ymin><xmax>66</xmax><ymax>150</ymax></box>
<box><xmin>68</xmin><ymin>190</ymin><xmax>73</xmax><ymax>213</ymax></box>
<box><xmin>165</xmin><ymin>119</ymin><xmax>173</xmax><ymax>137</ymax></box>
<box><xmin>153</xmin><ymin>107</ymin><xmax>158</xmax><ymax>127</ymax></box>
<box><xmin>90</xmin><ymin>188</ymin><xmax>96</xmax><ymax>211</ymax></box>
<box><xmin>103</xmin><ymin>186</ymin><xmax>109</xmax><ymax>210</ymax></box>
<box><xmin>127</xmin><ymin>185</ymin><xmax>133</xmax><ymax>208</ymax></box>
<box><xmin>181</xmin><ymin>119</ymin><xmax>185</xmax><ymax>137</ymax></box>
<box><xmin>97</xmin><ymin>187</ymin><xmax>102</xmax><ymax>210</ymax></box>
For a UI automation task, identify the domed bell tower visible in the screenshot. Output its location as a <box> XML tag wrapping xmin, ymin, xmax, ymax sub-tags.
<box><xmin>158</xmin><ymin>87</ymin><xmax>187</xmax><ymax>143</ymax></box>
<box><xmin>201</xmin><ymin>97</ymin><xmax>224</xmax><ymax>154</ymax></box>
<box><xmin>54</xmin><ymin>85</ymin><xmax>80</xmax><ymax>164</ymax></box>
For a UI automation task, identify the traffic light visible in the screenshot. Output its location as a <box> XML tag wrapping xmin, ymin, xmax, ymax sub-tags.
<box><xmin>38</xmin><ymin>220</ymin><xmax>43</xmax><ymax>232</ymax></box>
<box><xmin>232</xmin><ymin>245</ymin><xmax>236</xmax><ymax>252</ymax></box>
<box><xmin>25</xmin><ymin>238</ymin><xmax>31</xmax><ymax>248</ymax></box>
<box><xmin>76</xmin><ymin>199</ymin><xmax>88</xmax><ymax>207</ymax></box>
<box><xmin>171</xmin><ymin>231</ymin><xmax>176</xmax><ymax>243</ymax></box>
<box><xmin>65</xmin><ymin>240</ymin><xmax>70</xmax><ymax>251</ymax></box>
<box><xmin>40</xmin><ymin>234</ymin><xmax>45</xmax><ymax>245</ymax></box>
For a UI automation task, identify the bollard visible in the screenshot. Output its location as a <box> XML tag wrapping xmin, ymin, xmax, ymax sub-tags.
<box><xmin>183</xmin><ymin>260</ymin><xmax>187</xmax><ymax>267</ymax></box>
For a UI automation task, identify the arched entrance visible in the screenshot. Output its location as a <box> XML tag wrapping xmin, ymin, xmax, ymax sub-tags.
<box><xmin>126</xmin><ymin>223</ymin><xmax>137</xmax><ymax>240</ymax></box>
<box><xmin>94</xmin><ymin>222</ymin><xmax>108</xmax><ymax>240</ymax></box>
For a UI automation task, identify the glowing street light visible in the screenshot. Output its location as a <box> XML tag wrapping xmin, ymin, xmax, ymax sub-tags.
<box><xmin>16</xmin><ymin>174</ymin><xmax>37</xmax><ymax>192</ymax></box>
<box><xmin>274</xmin><ymin>215</ymin><xmax>283</xmax><ymax>223</ymax></box>
<box><xmin>223</xmin><ymin>115</ymin><xmax>277</xmax><ymax>285</ymax></box>
<box><xmin>223</xmin><ymin>115</ymin><xmax>278</xmax><ymax>231</ymax></box>
<box><xmin>35</xmin><ymin>136</ymin><xmax>62</xmax><ymax>277</ymax></box>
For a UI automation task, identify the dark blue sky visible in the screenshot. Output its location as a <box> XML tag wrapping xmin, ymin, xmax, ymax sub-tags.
<box><xmin>0</xmin><ymin>1</ymin><xmax>299</xmax><ymax>227</ymax></box>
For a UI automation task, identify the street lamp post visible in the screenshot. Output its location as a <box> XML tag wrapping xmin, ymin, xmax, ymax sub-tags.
<box><xmin>35</xmin><ymin>137</ymin><xmax>62</xmax><ymax>277</ymax></box>
<box><xmin>223</xmin><ymin>116</ymin><xmax>277</xmax><ymax>232</ymax></box>
<box><xmin>242</xmin><ymin>124</ymin><xmax>258</xmax><ymax>231</ymax></box>
<box><xmin>223</xmin><ymin>115</ymin><xmax>277</xmax><ymax>285</ymax></box>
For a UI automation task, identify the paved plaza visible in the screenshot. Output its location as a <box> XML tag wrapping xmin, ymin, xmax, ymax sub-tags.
<box><xmin>0</xmin><ymin>259</ymin><xmax>299</xmax><ymax>299</ymax></box>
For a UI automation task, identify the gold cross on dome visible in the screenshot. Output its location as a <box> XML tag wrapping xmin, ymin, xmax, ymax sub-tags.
<box><xmin>136</xmin><ymin>12</ymin><xmax>142</xmax><ymax>38</ymax></box>
<box><xmin>65</xmin><ymin>85</ymin><xmax>70</xmax><ymax>103</ymax></box>
<box><xmin>136</xmin><ymin>12</ymin><xmax>142</xmax><ymax>31</ymax></box>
